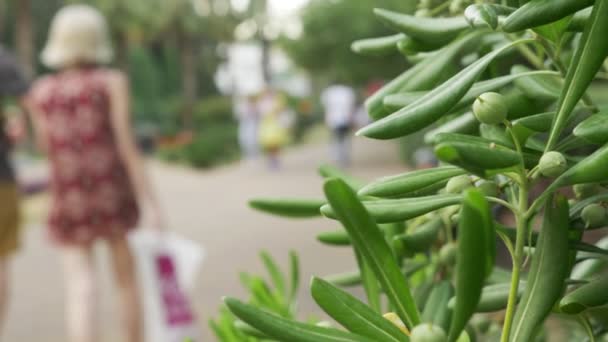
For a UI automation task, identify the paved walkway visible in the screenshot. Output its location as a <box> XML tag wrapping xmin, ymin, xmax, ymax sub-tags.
<box><xmin>5</xmin><ymin>137</ymin><xmax>404</xmax><ymax>341</ymax></box>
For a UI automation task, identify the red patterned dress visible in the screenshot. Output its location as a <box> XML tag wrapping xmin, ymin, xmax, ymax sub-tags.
<box><xmin>30</xmin><ymin>67</ymin><xmax>139</xmax><ymax>245</ymax></box>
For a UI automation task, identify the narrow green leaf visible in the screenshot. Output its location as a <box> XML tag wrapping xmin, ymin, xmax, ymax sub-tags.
<box><xmin>359</xmin><ymin>166</ymin><xmax>465</xmax><ymax>198</ymax></box>
<box><xmin>311</xmin><ymin>277</ymin><xmax>409</xmax><ymax>342</ymax></box>
<box><xmin>396</xmin><ymin>36</ymin><xmax>437</xmax><ymax>55</ymax></box>
<box><xmin>354</xmin><ymin>249</ymin><xmax>382</xmax><ymax>313</ymax></box>
<box><xmin>224</xmin><ymin>297</ymin><xmax>376</xmax><ymax>342</ymax></box>
<box><xmin>546</xmin><ymin>0</ymin><xmax>608</xmax><ymax>150</ymax></box>
<box><xmin>448</xmin><ymin>283</ymin><xmax>525</xmax><ymax>313</ymax></box>
<box><xmin>510</xmin><ymin>196</ymin><xmax>571</xmax><ymax>342</ymax></box>
<box><xmin>433</xmin><ymin>133</ymin><xmax>522</xmax><ymax>177</ymax></box>
<box><xmin>249</xmin><ymin>198</ymin><xmax>325</xmax><ymax>218</ymax></box>
<box><xmin>384</xmin><ymin>70</ymin><xmax>557</xmax><ymax>113</ymax></box>
<box><xmin>374</xmin><ymin>8</ymin><xmax>470</xmax><ymax>44</ymax></box>
<box><xmin>571</xmin><ymin>237</ymin><xmax>608</xmax><ymax>280</ymax></box>
<box><xmin>289</xmin><ymin>251</ymin><xmax>300</xmax><ymax>304</ymax></box>
<box><xmin>321</xmin><ymin>194</ymin><xmax>462</xmax><ymax>224</ymax></box>
<box><xmin>502</xmin><ymin>0</ymin><xmax>594</xmax><ymax>32</ymax></box>
<box><xmin>424</xmin><ymin>113</ymin><xmax>478</xmax><ymax>144</ymax></box>
<box><xmin>448</xmin><ymin>189</ymin><xmax>494</xmax><ymax>341</ymax></box>
<box><xmin>511</xmin><ymin>65</ymin><xmax>562</xmax><ymax>101</ymax></box>
<box><xmin>317</xmin><ymin>225</ymin><xmax>395</xmax><ymax>247</ymax></box>
<box><xmin>394</xmin><ymin>217</ymin><xmax>444</xmax><ymax>253</ymax></box>
<box><xmin>323</xmin><ymin>178</ymin><xmax>421</xmax><ymax>328</ymax></box>
<box><xmin>553</xmin><ymin>143</ymin><xmax>608</xmax><ymax>188</ymax></box>
<box><xmin>324</xmin><ymin>262</ymin><xmax>428</xmax><ymax>288</ymax></box>
<box><xmin>351</xmin><ymin>33</ymin><xmax>405</xmax><ymax>56</ymax></box>
<box><xmin>567</xmin><ymin>7</ymin><xmax>593</xmax><ymax>32</ymax></box>
<box><xmin>422</xmin><ymin>281</ymin><xmax>454</xmax><ymax>331</ymax></box>
<box><xmin>533</xmin><ymin>15</ymin><xmax>572</xmax><ymax>43</ymax></box>
<box><xmin>366</xmin><ymin>31</ymin><xmax>482</xmax><ymax>120</ymax></box>
<box><xmin>319</xmin><ymin>164</ymin><xmax>364</xmax><ymax>191</ymax></box>
<box><xmin>260</xmin><ymin>251</ymin><xmax>286</xmax><ymax>297</ymax></box>
<box><xmin>234</xmin><ymin>320</ymin><xmax>271</xmax><ymax>339</ymax></box>
<box><xmin>573</xmin><ymin>110</ymin><xmax>608</xmax><ymax>145</ymax></box>
<box><xmin>358</xmin><ymin>39</ymin><xmax>534</xmax><ymax>140</ymax></box>
<box><xmin>561</xmin><ymin>273</ymin><xmax>608</xmax><ymax>314</ymax></box>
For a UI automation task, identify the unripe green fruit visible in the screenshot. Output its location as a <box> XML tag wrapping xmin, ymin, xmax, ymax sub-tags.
<box><xmin>574</xmin><ymin>183</ymin><xmax>602</xmax><ymax>199</ymax></box>
<box><xmin>473</xmin><ymin>92</ymin><xmax>508</xmax><ymax>125</ymax></box>
<box><xmin>446</xmin><ymin>175</ymin><xmax>473</xmax><ymax>194</ymax></box>
<box><xmin>538</xmin><ymin>151</ymin><xmax>567</xmax><ymax>177</ymax></box>
<box><xmin>477</xmin><ymin>180</ymin><xmax>499</xmax><ymax>197</ymax></box>
<box><xmin>410</xmin><ymin>323</ymin><xmax>447</xmax><ymax>342</ymax></box>
<box><xmin>581</xmin><ymin>203</ymin><xmax>607</xmax><ymax>228</ymax></box>
<box><xmin>439</xmin><ymin>242</ymin><xmax>458</xmax><ymax>267</ymax></box>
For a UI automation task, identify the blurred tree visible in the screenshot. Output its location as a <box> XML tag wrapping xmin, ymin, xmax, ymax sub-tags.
<box><xmin>247</xmin><ymin>0</ymin><xmax>271</xmax><ymax>84</ymax></box>
<box><xmin>280</xmin><ymin>0</ymin><xmax>417</xmax><ymax>87</ymax></box>
<box><xmin>64</xmin><ymin>0</ymin><xmax>239</xmax><ymax>128</ymax></box>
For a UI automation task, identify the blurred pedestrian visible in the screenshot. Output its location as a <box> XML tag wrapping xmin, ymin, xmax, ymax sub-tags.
<box><xmin>258</xmin><ymin>88</ymin><xmax>291</xmax><ymax>170</ymax></box>
<box><xmin>234</xmin><ymin>94</ymin><xmax>260</xmax><ymax>160</ymax></box>
<box><xmin>26</xmin><ymin>5</ymin><xmax>164</xmax><ymax>342</ymax></box>
<box><xmin>0</xmin><ymin>44</ymin><xmax>30</xmax><ymax>337</ymax></box>
<box><xmin>321</xmin><ymin>83</ymin><xmax>356</xmax><ymax>167</ymax></box>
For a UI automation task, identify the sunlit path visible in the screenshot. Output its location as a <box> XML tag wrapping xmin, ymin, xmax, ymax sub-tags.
<box><xmin>5</xmin><ymin>137</ymin><xmax>403</xmax><ymax>341</ymax></box>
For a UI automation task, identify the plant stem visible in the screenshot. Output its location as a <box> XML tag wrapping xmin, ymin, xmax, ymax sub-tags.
<box><xmin>487</xmin><ymin>197</ymin><xmax>518</xmax><ymax>213</ymax></box>
<box><xmin>501</xmin><ymin>182</ymin><xmax>529</xmax><ymax>342</ymax></box>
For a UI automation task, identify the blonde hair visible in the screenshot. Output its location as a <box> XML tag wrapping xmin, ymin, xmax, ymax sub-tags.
<box><xmin>41</xmin><ymin>4</ymin><xmax>113</xmax><ymax>69</ymax></box>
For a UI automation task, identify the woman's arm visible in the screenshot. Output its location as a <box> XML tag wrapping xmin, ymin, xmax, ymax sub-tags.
<box><xmin>106</xmin><ymin>70</ymin><xmax>164</xmax><ymax>230</ymax></box>
<box><xmin>22</xmin><ymin>93</ymin><xmax>49</xmax><ymax>153</ymax></box>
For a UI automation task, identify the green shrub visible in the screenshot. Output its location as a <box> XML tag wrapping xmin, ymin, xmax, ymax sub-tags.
<box><xmin>219</xmin><ymin>1</ymin><xmax>608</xmax><ymax>342</ymax></box>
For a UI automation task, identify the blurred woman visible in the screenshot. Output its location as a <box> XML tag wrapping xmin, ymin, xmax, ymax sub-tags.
<box><xmin>0</xmin><ymin>45</ymin><xmax>29</xmax><ymax>336</ymax></box>
<box><xmin>26</xmin><ymin>5</ymin><xmax>163</xmax><ymax>342</ymax></box>
<box><xmin>258</xmin><ymin>88</ymin><xmax>292</xmax><ymax>170</ymax></box>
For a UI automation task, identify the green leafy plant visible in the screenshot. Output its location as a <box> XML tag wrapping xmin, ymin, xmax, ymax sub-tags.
<box><xmin>210</xmin><ymin>251</ymin><xmax>301</xmax><ymax>341</ymax></box>
<box><xmin>219</xmin><ymin>0</ymin><xmax>608</xmax><ymax>341</ymax></box>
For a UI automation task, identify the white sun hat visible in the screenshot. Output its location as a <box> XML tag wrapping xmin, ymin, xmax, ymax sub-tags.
<box><xmin>41</xmin><ymin>4</ymin><xmax>113</xmax><ymax>69</ymax></box>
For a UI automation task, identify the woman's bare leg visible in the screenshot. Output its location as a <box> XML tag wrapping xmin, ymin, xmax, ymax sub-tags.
<box><xmin>0</xmin><ymin>258</ymin><xmax>10</xmax><ymax>335</ymax></box>
<box><xmin>108</xmin><ymin>236</ymin><xmax>142</xmax><ymax>342</ymax></box>
<box><xmin>62</xmin><ymin>245</ymin><xmax>98</xmax><ymax>342</ymax></box>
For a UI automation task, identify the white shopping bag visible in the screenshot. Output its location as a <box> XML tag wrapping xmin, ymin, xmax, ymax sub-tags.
<box><xmin>129</xmin><ymin>229</ymin><xmax>204</xmax><ymax>342</ymax></box>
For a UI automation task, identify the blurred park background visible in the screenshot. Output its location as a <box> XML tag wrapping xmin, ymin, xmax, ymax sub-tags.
<box><xmin>1</xmin><ymin>0</ymin><xmax>420</xmax><ymax>340</ymax></box>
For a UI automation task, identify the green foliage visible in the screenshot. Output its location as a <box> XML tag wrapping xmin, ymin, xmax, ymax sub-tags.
<box><xmin>211</xmin><ymin>251</ymin><xmax>301</xmax><ymax>342</ymax></box>
<box><xmin>280</xmin><ymin>0</ymin><xmax>417</xmax><ymax>86</ymax></box>
<box><xmin>221</xmin><ymin>1</ymin><xmax>608</xmax><ymax>342</ymax></box>
<box><xmin>156</xmin><ymin>96</ymin><xmax>239</xmax><ymax>168</ymax></box>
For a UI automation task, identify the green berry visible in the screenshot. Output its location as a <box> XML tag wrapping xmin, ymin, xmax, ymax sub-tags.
<box><xmin>473</xmin><ymin>92</ymin><xmax>508</xmax><ymax>125</ymax></box>
<box><xmin>439</xmin><ymin>242</ymin><xmax>458</xmax><ymax>267</ymax></box>
<box><xmin>574</xmin><ymin>183</ymin><xmax>602</xmax><ymax>199</ymax></box>
<box><xmin>581</xmin><ymin>203</ymin><xmax>607</xmax><ymax>228</ymax></box>
<box><xmin>446</xmin><ymin>175</ymin><xmax>473</xmax><ymax>194</ymax></box>
<box><xmin>410</xmin><ymin>323</ymin><xmax>447</xmax><ymax>342</ymax></box>
<box><xmin>538</xmin><ymin>151</ymin><xmax>567</xmax><ymax>177</ymax></box>
<box><xmin>477</xmin><ymin>180</ymin><xmax>499</xmax><ymax>197</ymax></box>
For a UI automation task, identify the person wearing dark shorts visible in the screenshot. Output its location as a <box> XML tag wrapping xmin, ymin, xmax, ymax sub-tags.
<box><xmin>0</xmin><ymin>44</ymin><xmax>29</xmax><ymax>335</ymax></box>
